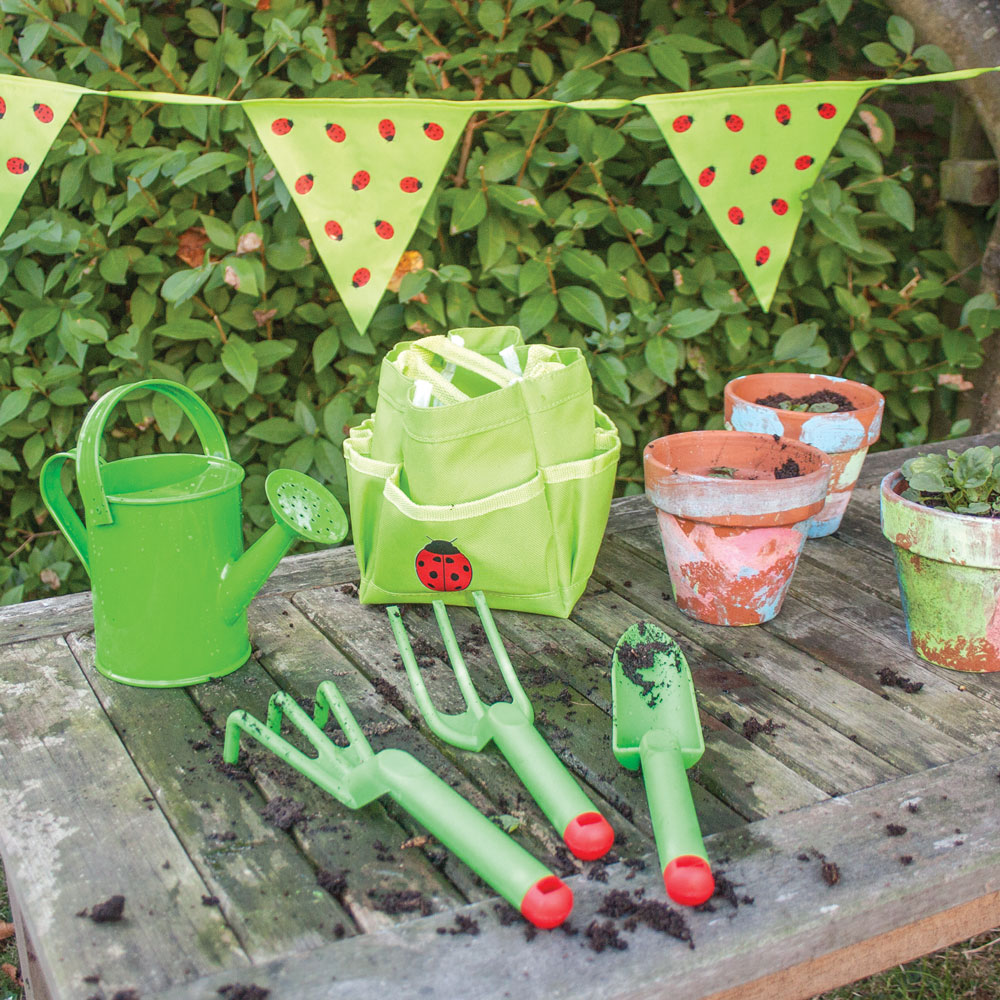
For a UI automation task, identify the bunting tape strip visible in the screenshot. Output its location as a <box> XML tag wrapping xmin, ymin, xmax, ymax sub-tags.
<box><xmin>0</xmin><ymin>67</ymin><xmax>996</xmax><ymax>332</ymax></box>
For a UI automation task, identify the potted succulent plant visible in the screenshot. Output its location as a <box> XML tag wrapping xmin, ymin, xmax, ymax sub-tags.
<box><xmin>881</xmin><ymin>444</ymin><xmax>1000</xmax><ymax>672</ymax></box>
<box><xmin>644</xmin><ymin>430</ymin><xmax>831</xmax><ymax>626</ymax></box>
<box><xmin>724</xmin><ymin>372</ymin><xmax>884</xmax><ymax>537</ymax></box>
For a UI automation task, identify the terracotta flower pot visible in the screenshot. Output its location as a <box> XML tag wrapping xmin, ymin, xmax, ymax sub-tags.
<box><xmin>724</xmin><ymin>373</ymin><xmax>884</xmax><ymax>537</ymax></box>
<box><xmin>644</xmin><ymin>431</ymin><xmax>832</xmax><ymax>626</ymax></box>
<box><xmin>881</xmin><ymin>470</ymin><xmax>1000</xmax><ymax>671</ymax></box>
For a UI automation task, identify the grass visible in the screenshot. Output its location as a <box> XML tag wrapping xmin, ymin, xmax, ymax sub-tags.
<box><xmin>0</xmin><ymin>859</ymin><xmax>995</xmax><ymax>999</ymax></box>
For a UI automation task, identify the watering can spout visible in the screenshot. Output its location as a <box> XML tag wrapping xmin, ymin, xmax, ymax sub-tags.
<box><xmin>220</xmin><ymin>469</ymin><xmax>349</xmax><ymax>624</ymax></box>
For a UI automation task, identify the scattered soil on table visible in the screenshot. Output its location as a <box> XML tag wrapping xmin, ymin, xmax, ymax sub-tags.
<box><xmin>110</xmin><ymin>990</ymin><xmax>140</xmax><ymax>1000</ymax></box>
<box><xmin>773</xmin><ymin>458</ymin><xmax>801</xmax><ymax>479</ymax></box>
<box><xmin>217</xmin><ymin>986</ymin><xmax>270</xmax><ymax>1000</ymax></box>
<box><xmin>597</xmin><ymin>888</ymin><xmax>695</xmax><ymax>949</ymax></box>
<box><xmin>80</xmin><ymin>895</ymin><xmax>125</xmax><ymax>923</ymax></box>
<box><xmin>886</xmin><ymin>823</ymin><xmax>908</xmax><ymax>837</ymax></box>
<box><xmin>436</xmin><ymin>913</ymin><xmax>480</xmax><ymax>936</ymax></box>
<box><xmin>317</xmin><ymin>868</ymin><xmax>349</xmax><ymax>904</ymax></box>
<box><xmin>338</xmin><ymin>582</ymin><xmax>359</xmax><ymax>597</ymax></box>
<box><xmin>373</xmin><ymin>839</ymin><xmax>396</xmax><ymax>862</ymax></box>
<box><xmin>623</xmin><ymin>858</ymin><xmax>646</xmax><ymax>881</ymax></box>
<box><xmin>708</xmin><ymin>873</ymin><xmax>755</xmax><ymax>909</ymax></box>
<box><xmin>373</xmin><ymin>677</ymin><xmax>406</xmax><ymax>713</ymax></box>
<box><xmin>585</xmin><ymin>919</ymin><xmax>629</xmax><ymax>952</ymax></box>
<box><xmin>191</xmin><ymin>739</ymin><xmax>211</xmax><ymax>751</ymax></box>
<box><xmin>260</xmin><ymin>797</ymin><xmax>306</xmax><ymax>831</ymax></box>
<box><xmin>900</xmin><ymin>855</ymin><xmax>914</xmax><ymax>866</ymax></box>
<box><xmin>201</xmin><ymin>895</ymin><xmax>220</xmax><ymax>906</ymax></box>
<box><xmin>493</xmin><ymin>902</ymin><xmax>521</xmax><ymax>926</ymax></box>
<box><xmin>616</xmin><ymin>622</ymin><xmax>682</xmax><ymax>708</ymax></box>
<box><xmin>742</xmin><ymin>716</ymin><xmax>783</xmax><ymax>741</ymax></box>
<box><xmin>212</xmin><ymin>752</ymin><xmax>252</xmax><ymax>782</ymax></box>
<box><xmin>367</xmin><ymin>889</ymin><xmax>432</xmax><ymax>916</ymax></box>
<box><xmin>877</xmin><ymin>666</ymin><xmax>924</xmax><ymax>694</ymax></box>
<box><xmin>756</xmin><ymin>390</ymin><xmax>855</xmax><ymax>412</ymax></box>
<box><xmin>821</xmin><ymin>861</ymin><xmax>840</xmax><ymax>886</ymax></box>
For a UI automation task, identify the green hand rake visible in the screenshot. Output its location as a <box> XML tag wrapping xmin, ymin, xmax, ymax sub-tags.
<box><xmin>224</xmin><ymin>680</ymin><xmax>573</xmax><ymax>928</ymax></box>
<box><xmin>388</xmin><ymin>591</ymin><xmax>614</xmax><ymax>861</ymax></box>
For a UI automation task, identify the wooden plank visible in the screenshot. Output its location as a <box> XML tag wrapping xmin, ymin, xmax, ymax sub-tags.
<box><xmin>186</xmin><ymin>612</ymin><xmax>468</xmax><ymax>933</ymax></box>
<box><xmin>64</xmin><ymin>630</ymin><xmax>353</xmax><ymax>959</ymax></box>
<box><xmin>703</xmin><ymin>890</ymin><xmax>1000</xmax><ymax>1000</ymax></box>
<box><xmin>248</xmin><ymin>593</ymin><xmax>555</xmax><ymax>902</ymax></box>
<box><xmin>590</xmin><ymin>532</ymin><xmax>972</xmax><ymax>774</ymax></box>
<box><xmin>8</xmin><ymin>892</ymin><xmax>52</xmax><ymax>1000</ymax></box>
<box><xmin>0</xmin><ymin>636</ymin><xmax>247</xmax><ymax>999</ymax></box>
<box><xmin>145</xmin><ymin>745</ymin><xmax>1000</xmax><ymax>1000</ymax></box>
<box><xmin>290</xmin><ymin>587</ymin><xmax>653</xmax><ymax>866</ymax></box>
<box><xmin>798</xmin><ymin>532</ymin><xmax>901</xmax><ymax>606</ymax></box>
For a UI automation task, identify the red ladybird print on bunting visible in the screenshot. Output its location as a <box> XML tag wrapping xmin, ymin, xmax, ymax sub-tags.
<box><xmin>725</xmin><ymin>114</ymin><xmax>743</xmax><ymax>133</ymax></box>
<box><xmin>295</xmin><ymin>174</ymin><xmax>314</xmax><ymax>195</ymax></box>
<box><xmin>271</xmin><ymin>118</ymin><xmax>293</xmax><ymax>135</ymax></box>
<box><xmin>400</xmin><ymin>176</ymin><xmax>423</xmax><ymax>192</ymax></box>
<box><xmin>817</xmin><ymin>103</ymin><xmax>837</xmax><ymax>119</ymax></box>
<box><xmin>374</xmin><ymin>220</ymin><xmax>394</xmax><ymax>240</ymax></box>
<box><xmin>33</xmin><ymin>103</ymin><xmax>53</xmax><ymax>123</ymax></box>
<box><xmin>0</xmin><ymin>97</ymin><xmax>6</xmax><ymax>119</ymax></box>
<box><xmin>698</xmin><ymin>166</ymin><xmax>716</xmax><ymax>187</ymax></box>
<box><xmin>326</xmin><ymin>122</ymin><xmax>346</xmax><ymax>143</ymax></box>
<box><xmin>324</xmin><ymin>220</ymin><xmax>343</xmax><ymax>241</ymax></box>
<box><xmin>423</xmin><ymin>122</ymin><xmax>444</xmax><ymax>141</ymax></box>
<box><xmin>352</xmin><ymin>267</ymin><xmax>370</xmax><ymax>288</ymax></box>
<box><xmin>775</xmin><ymin>104</ymin><xmax>791</xmax><ymax>126</ymax></box>
<box><xmin>755</xmin><ymin>246</ymin><xmax>770</xmax><ymax>266</ymax></box>
<box><xmin>795</xmin><ymin>155</ymin><xmax>815</xmax><ymax>170</ymax></box>
<box><xmin>415</xmin><ymin>540</ymin><xmax>473</xmax><ymax>592</ymax></box>
<box><xmin>7</xmin><ymin>157</ymin><xmax>28</xmax><ymax>174</ymax></box>
<box><xmin>672</xmin><ymin>114</ymin><xmax>693</xmax><ymax>133</ymax></box>
<box><xmin>728</xmin><ymin>207</ymin><xmax>744</xmax><ymax>226</ymax></box>
<box><xmin>771</xmin><ymin>198</ymin><xmax>788</xmax><ymax>216</ymax></box>
<box><xmin>749</xmin><ymin>155</ymin><xmax>767</xmax><ymax>175</ymax></box>
<box><xmin>352</xmin><ymin>170</ymin><xmax>370</xmax><ymax>191</ymax></box>
<box><xmin>378</xmin><ymin>119</ymin><xmax>396</xmax><ymax>141</ymax></box>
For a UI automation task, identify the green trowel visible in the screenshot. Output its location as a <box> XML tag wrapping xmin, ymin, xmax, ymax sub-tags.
<box><xmin>611</xmin><ymin>622</ymin><xmax>715</xmax><ymax>906</ymax></box>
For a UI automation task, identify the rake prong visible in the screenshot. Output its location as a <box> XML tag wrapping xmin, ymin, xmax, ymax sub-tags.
<box><xmin>387</xmin><ymin>605</ymin><xmax>483</xmax><ymax>750</ymax></box>
<box><xmin>472</xmin><ymin>590</ymin><xmax>533</xmax><ymax>723</ymax></box>
<box><xmin>314</xmin><ymin>680</ymin><xmax>372</xmax><ymax>759</ymax></box>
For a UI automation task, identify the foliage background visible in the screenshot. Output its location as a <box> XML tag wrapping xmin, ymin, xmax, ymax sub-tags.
<box><xmin>0</xmin><ymin>0</ymin><xmax>997</xmax><ymax>606</ymax></box>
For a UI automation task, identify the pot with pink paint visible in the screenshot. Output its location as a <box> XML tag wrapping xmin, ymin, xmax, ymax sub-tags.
<box><xmin>644</xmin><ymin>431</ymin><xmax>832</xmax><ymax>626</ymax></box>
<box><xmin>724</xmin><ymin>373</ymin><xmax>884</xmax><ymax>538</ymax></box>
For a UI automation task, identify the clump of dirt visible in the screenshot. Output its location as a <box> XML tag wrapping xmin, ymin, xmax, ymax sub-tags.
<box><xmin>317</xmin><ymin>868</ymin><xmax>348</xmax><ymax>904</ymax></box>
<box><xmin>821</xmin><ymin>861</ymin><xmax>840</xmax><ymax>886</ymax></box>
<box><xmin>597</xmin><ymin>888</ymin><xmax>695</xmax><ymax>949</ymax></box>
<box><xmin>80</xmin><ymin>895</ymin><xmax>125</xmax><ymax>923</ymax></box>
<box><xmin>217</xmin><ymin>985</ymin><xmax>270</xmax><ymax>1000</ymax></box>
<box><xmin>367</xmin><ymin>889</ymin><xmax>432</xmax><ymax>916</ymax></box>
<box><xmin>585</xmin><ymin>919</ymin><xmax>629</xmax><ymax>952</ymax></box>
<box><xmin>877</xmin><ymin>667</ymin><xmax>923</xmax><ymax>694</ymax></box>
<box><xmin>756</xmin><ymin>390</ymin><xmax>856</xmax><ymax>412</ymax></box>
<box><xmin>906</xmin><ymin>802</ymin><xmax>920</xmax><ymax>814</ymax></box>
<box><xmin>338</xmin><ymin>582</ymin><xmax>359</xmax><ymax>597</ymax></box>
<box><xmin>493</xmin><ymin>902</ymin><xmax>521</xmax><ymax>926</ymax></box>
<box><xmin>436</xmin><ymin>913</ymin><xmax>480</xmax><ymax>936</ymax></box>
<box><xmin>773</xmin><ymin>458</ymin><xmax>801</xmax><ymax>480</ymax></box>
<box><xmin>616</xmin><ymin>622</ymin><xmax>681</xmax><ymax>708</ymax></box>
<box><xmin>374</xmin><ymin>677</ymin><xmax>406</xmax><ymax>713</ymax></box>
<box><xmin>110</xmin><ymin>990</ymin><xmax>140</xmax><ymax>1000</ymax></box>
<box><xmin>900</xmin><ymin>855</ymin><xmax>914</xmax><ymax>866</ymax></box>
<box><xmin>886</xmin><ymin>823</ymin><xmax>907</xmax><ymax>837</ymax></box>
<box><xmin>710</xmin><ymin>873</ymin><xmax>754</xmax><ymax>908</ymax></box>
<box><xmin>212</xmin><ymin>752</ymin><xmax>252</xmax><ymax>782</ymax></box>
<box><xmin>742</xmin><ymin>716</ymin><xmax>782</xmax><ymax>741</ymax></box>
<box><xmin>260</xmin><ymin>797</ymin><xmax>306</xmax><ymax>831</ymax></box>
<box><xmin>202</xmin><ymin>895</ymin><xmax>220</xmax><ymax>906</ymax></box>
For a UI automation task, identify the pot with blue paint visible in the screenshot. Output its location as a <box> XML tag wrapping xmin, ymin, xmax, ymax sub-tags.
<box><xmin>724</xmin><ymin>373</ymin><xmax>884</xmax><ymax>537</ymax></box>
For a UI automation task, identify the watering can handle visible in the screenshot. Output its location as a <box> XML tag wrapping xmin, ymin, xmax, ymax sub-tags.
<box><xmin>39</xmin><ymin>450</ymin><xmax>90</xmax><ymax>572</ymax></box>
<box><xmin>76</xmin><ymin>379</ymin><xmax>231</xmax><ymax>527</ymax></box>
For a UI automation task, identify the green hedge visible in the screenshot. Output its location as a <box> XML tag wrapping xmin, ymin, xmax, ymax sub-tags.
<box><xmin>0</xmin><ymin>0</ymin><xmax>995</xmax><ymax>605</ymax></box>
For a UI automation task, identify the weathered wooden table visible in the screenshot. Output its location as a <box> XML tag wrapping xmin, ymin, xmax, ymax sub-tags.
<box><xmin>2</xmin><ymin>435</ymin><xmax>999</xmax><ymax>1000</ymax></box>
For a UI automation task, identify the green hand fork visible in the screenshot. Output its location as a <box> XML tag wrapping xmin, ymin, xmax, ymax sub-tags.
<box><xmin>388</xmin><ymin>591</ymin><xmax>615</xmax><ymax>861</ymax></box>
<box><xmin>611</xmin><ymin>621</ymin><xmax>715</xmax><ymax>907</ymax></box>
<box><xmin>224</xmin><ymin>679</ymin><xmax>573</xmax><ymax>928</ymax></box>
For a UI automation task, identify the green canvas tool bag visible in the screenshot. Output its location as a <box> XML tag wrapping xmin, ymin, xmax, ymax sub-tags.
<box><xmin>344</xmin><ymin>326</ymin><xmax>620</xmax><ymax>616</ymax></box>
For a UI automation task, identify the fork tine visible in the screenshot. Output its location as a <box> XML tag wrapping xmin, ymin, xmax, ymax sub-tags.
<box><xmin>431</xmin><ymin>600</ymin><xmax>486</xmax><ymax>711</ymax></box>
<box><xmin>472</xmin><ymin>591</ymin><xmax>533</xmax><ymax>723</ymax></box>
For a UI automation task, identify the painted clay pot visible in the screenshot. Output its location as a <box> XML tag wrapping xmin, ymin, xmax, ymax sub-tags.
<box><xmin>644</xmin><ymin>431</ymin><xmax>832</xmax><ymax>626</ymax></box>
<box><xmin>881</xmin><ymin>470</ymin><xmax>1000</xmax><ymax>671</ymax></box>
<box><xmin>724</xmin><ymin>373</ymin><xmax>884</xmax><ymax>537</ymax></box>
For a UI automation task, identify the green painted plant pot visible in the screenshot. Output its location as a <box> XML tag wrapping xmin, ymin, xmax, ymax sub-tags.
<box><xmin>881</xmin><ymin>470</ymin><xmax>1000</xmax><ymax>672</ymax></box>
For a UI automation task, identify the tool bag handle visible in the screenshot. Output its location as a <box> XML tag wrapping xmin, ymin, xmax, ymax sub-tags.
<box><xmin>77</xmin><ymin>379</ymin><xmax>231</xmax><ymax>526</ymax></box>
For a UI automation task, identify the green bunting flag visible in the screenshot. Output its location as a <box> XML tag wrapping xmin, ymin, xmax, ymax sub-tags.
<box><xmin>0</xmin><ymin>76</ymin><xmax>81</xmax><ymax>240</ymax></box>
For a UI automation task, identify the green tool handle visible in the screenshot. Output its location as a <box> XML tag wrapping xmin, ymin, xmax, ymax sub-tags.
<box><xmin>39</xmin><ymin>451</ymin><xmax>89</xmax><ymax>572</ymax></box>
<box><xmin>375</xmin><ymin>747</ymin><xmax>553</xmax><ymax>912</ymax></box>
<box><xmin>488</xmin><ymin>703</ymin><xmax>595</xmax><ymax>837</ymax></box>
<box><xmin>639</xmin><ymin>729</ymin><xmax>708</xmax><ymax>869</ymax></box>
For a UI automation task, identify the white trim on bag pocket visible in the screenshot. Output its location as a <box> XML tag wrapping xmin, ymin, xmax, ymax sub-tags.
<box><xmin>382</xmin><ymin>467</ymin><xmax>545</xmax><ymax>521</ymax></box>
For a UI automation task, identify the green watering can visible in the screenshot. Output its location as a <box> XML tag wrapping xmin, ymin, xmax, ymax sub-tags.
<box><xmin>612</xmin><ymin>622</ymin><xmax>715</xmax><ymax>907</ymax></box>
<box><xmin>40</xmin><ymin>379</ymin><xmax>348</xmax><ymax>687</ymax></box>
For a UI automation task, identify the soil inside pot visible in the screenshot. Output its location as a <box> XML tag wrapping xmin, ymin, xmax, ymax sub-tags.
<box><xmin>755</xmin><ymin>389</ymin><xmax>855</xmax><ymax>412</ymax></box>
<box><xmin>701</xmin><ymin>460</ymin><xmax>803</xmax><ymax>481</ymax></box>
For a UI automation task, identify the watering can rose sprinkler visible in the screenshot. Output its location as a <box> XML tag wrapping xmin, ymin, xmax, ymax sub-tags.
<box><xmin>40</xmin><ymin>379</ymin><xmax>348</xmax><ymax>687</ymax></box>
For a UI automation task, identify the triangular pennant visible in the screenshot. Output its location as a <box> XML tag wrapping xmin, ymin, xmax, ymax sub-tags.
<box><xmin>244</xmin><ymin>99</ymin><xmax>477</xmax><ymax>335</ymax></box>
<box><xmin>0</xmin><ymin>76</ymin><xmax>83</xmax><ymax>238</ymax></box>
<box><xmin>637</xmin><ymin>81</ymin><xmax>875</xmax><ymax>311</ymax></box>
